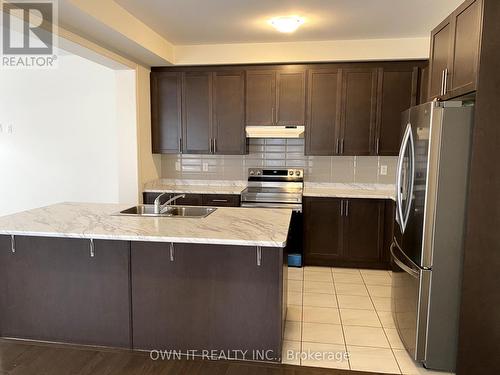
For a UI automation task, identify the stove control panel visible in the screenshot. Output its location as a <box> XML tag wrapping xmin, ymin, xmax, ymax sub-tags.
<box><xmin>248</xmin><ymin>168</ymin><xmax>303</xmax><ymax>179</ymax></box>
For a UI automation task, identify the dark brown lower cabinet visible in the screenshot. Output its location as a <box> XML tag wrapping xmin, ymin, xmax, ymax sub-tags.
<box><xmin>143</xmin><ymin>192</ymin><xmax>240</xmax><ymax>207</ymax></box>
<box><xmin>304</xmin><ymin>197</ymin><xmax>390</xmax><ymax>269</ymax></box>
<box><xmin>131</xmin><ymin>242</ymin><xmax>286</xmax><ymax>361</ymax></box>
<box><xmin>0</xmin><ymin>236</ymin><xmax>131</xmax><ymax>348</ymax></box>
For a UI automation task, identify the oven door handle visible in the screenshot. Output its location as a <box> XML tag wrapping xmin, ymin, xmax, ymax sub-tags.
<box><xmin>240</xmin><ymin>202</ymin><xmax>302</xmax><ymax>212</ymax></box>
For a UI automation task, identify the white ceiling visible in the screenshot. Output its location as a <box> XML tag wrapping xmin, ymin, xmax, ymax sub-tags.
<box><xmin>115</xmin><ymin>0</ymin><xmax>463</xmax><ymax>45</ymax></box>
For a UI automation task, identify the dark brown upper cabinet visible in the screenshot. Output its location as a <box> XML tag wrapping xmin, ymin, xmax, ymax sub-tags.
<box><xmin>245</xmin><ymin>70</ymin><xmax>275</xmax><ymax>126</ymax></box>
<box><xmin>338</xmin><ymin>68</ymin><xmax>379</xmax><ymax>156</ymax></box>
<box><xmin>429</xmin><ymin>0</ymin><xmax>483</xmax><ymax>100</ymax></box>
<box><xmin>213</xmin><ymin>71</ymin><xmax>247</xmax><ymax>154</ymax></box>
<box><xmin>182</xmin><ymin>72</ymin><xmax>213</xmax><ymax>154</ymax></box>
<box><xmin>305</xmin><ymin>68</ymin><xmax>341</xmax><ymax>156</ymax></box>
<box><xmin>150</xmin><ymin>72</ymin><xmax>182</xmax><ymax>153</ymax></box>
<box><xmin>246</xmin><ymin>68</ymin><xmax>306</xmax><ymax>126</ymax></box>
<box><xmin>375</xmin><ymin>66</ymin><xmax>419</xmax><ymax>156</ymax></box>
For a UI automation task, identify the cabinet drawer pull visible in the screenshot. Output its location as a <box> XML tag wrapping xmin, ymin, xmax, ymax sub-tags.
<box><xmin>256</xmin><ymin>246</ymin><xmax>262</xmax><ymax>266</ymax></box>
<box><xmin>11</xmin><ymin>235</ymin><xmax>15</xmax><ymax>254</ymax></box>
<box><xmin>170</xmin><ymin>242</ymin><xmax>175</xmax><ymax>262</ymax></box>
<box><xmin>89</xmin><ymin>239</ymin><xmax>95</xmax><ymax>258</ymax></box>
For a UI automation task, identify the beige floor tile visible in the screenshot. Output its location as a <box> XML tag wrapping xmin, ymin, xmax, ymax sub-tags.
<box><xmin>344</xmin><ymin>326</ymin><xmax>390</xmax><ymax>348</ymax></box>
<box><xmin>304</xmin><ymin>280</ymin><xmax>335</xmax><ymax>294</ymax></box>
<box><xmin>360</xmin><ymin>269</ymin><xmax>391</xmax><ymax>276</ymax></box>
<box><xmin>304</xmin><ymin>266</ymin><xmax>332</xmax><ymax>273</ymax></box>
<box><xmin>372</xmin><ymin>297</ymin><xmax>392</xmax><ymax>312</ymax></box>
<box><xmin>303</xmin><ymin>292</ymin><xmax>337</xmax><ymax>308</ymax></box>
<box><xmin>335</xmin><ymin>282</ymin><xmax>369</xmax><ymax>296</ymax></box>
<box><xmin>367</xmin><ymin>285</ymin><xmax>392</xmax><ymax>298</ymax></box>
<box><xmin>348</xmin><ymin>345</ymin><xmax>401</xmax><ymax>374</ymax></box>
<box><xmin>301</xmin><ymin>342</ymin><xmax>350</xmax><ymax>369</ymax></box>
<box><xmin>337</xmin><ymin>295</ymin><xmax>374</xmax><ymax>310</ymax></box>
<box><xmin>288</xmin><ymin>267</ymin><xmax>303</xmax><ymax>281</ymax></box>
<box><xmin>377</xmin><ymin>311</ymin><xmax>396</xmax><ymax>328</ymax></box>
<box><xmin>288</xmin><ymin>279</ymin><xmax>303</xmax><ymax>293</ymax></box>
<box><xmin>303</xmin><ymin>306</ymin><xmax>341</xmax><ymax>324</ymax></box>
<box><xmin>332</xmin><ymin>267</ymin><xmax>361</xmax><ymax>275</ymax></box>
<box><xmin>288</xmin><ymin>292</ymin><xmax>303</xmax><ymax>306</ymax></box>
<box><xmin>284</xmin><ymin>321</ymin><xmax>301</xmax><ymax>341</ymax></box>
<box><xmin>384</xmin><ymin>328</ymin><xmax>405</xmax><ymax>349</ymax></box>
<box><xmin>304</xmin><ymin>272</ymin><xmax>333</xmax><ymax>282</ymax></box>
<box><xmin>362</xmin><ymin>273</ymin><xmax>392</xmax><ymax>286</ymax></box>
<box><xmin>281</xmin><ymin>340</ymin><xmax>301</xmax><ymax>365</ymax></box>
<box><xmin>333</xmin><ymin>273</ymin><xmax>364</xmax><ymax>284</ymax></box>
<box><xmin>340</xmin><ymin>308</ymin><xmax>381</xmax><ymax>327</ymax></box>
<box><xmin>302</xmin><ymin>322</ymin><xmax>344</xmax><ymax>344</ymax></box>
<box><xmin>286</xmin><ymin>305</ymin><xmax>303</xmax><ymax>322</ymax></box>
<box><xmin>393</xmin><ymin>349</ymin><xmax>451</xmax><ymax>375</ymax></box>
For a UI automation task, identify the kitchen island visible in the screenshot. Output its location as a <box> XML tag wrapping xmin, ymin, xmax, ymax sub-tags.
<box><xmin>0</xmin><ymin>203</ymin><xmax>292</xmax><ymax>362</ymax></box>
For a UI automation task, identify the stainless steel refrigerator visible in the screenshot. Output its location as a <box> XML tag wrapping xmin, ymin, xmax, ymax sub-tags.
<box><xmin>391</xmin><ymin>101</ymin><xmax>473</xmax><ymax>372</ymax></box>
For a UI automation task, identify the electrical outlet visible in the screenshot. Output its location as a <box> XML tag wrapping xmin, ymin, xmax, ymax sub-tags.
<box><xmin>380</xmin><ymin>165</ymin><xmax>388</xmax><ymax>176</ymax></box>
<box><xmin>202</xmin><ymin>162</ymin><xmax>209</xmax><ymax>172</ymax></box>
<box><xmin>175</xmin><ymin>161</ymin><xmax>181</xmax><ymax>171</ymax></box>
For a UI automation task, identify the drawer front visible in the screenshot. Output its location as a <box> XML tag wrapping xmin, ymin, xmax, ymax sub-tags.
<box><xmin>202</xmin><ymin>194</ymin><xmax>240</xmax><ymax>207</ymax></box>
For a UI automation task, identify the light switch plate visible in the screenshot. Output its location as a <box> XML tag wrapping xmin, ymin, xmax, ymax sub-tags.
<box><xmin>380</xmin><ymin>165</ymin><xmax>388</xmax><ymax>176</ymax></box>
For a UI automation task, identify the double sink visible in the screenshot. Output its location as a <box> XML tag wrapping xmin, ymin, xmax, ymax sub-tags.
<box><xmin>117</xmin><ymin>205</ymin><xmax>217</xmax><ymax>218</ymax></box>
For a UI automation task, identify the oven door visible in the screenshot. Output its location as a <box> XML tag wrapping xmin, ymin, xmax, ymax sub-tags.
<box><xmin>391</xmin><ymin>239</ymin><xmax>430</xmax><ymax>362</ymax></box>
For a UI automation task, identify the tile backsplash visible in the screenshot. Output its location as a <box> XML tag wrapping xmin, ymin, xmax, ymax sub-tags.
<box><xmin>161</xmin><ymin>139</ymin><xmax>397</xmax><ymax>184</ymax></box>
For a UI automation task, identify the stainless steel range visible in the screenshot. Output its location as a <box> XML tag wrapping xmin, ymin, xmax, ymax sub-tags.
<box><xmin>240</xmin><ymin>168</ymin><xmax>304</xmax><ymax>212</ymax></box>
<box><xmin>241</xmin><ymin>168</ymin><xmax>304</xmax><ymax>266</ymax></box>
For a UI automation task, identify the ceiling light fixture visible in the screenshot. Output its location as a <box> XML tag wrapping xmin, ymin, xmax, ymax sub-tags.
<box><xmin>269</xmin><ymin>16</ymin><xmax>305</xmax><ymax>33</ymax></box>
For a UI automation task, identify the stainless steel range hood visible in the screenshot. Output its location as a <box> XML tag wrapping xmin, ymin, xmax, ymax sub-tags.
<box><xmin>245</xmin><ymin>126</ymin><xmax>305</xmax><ymax>139</ymax></box>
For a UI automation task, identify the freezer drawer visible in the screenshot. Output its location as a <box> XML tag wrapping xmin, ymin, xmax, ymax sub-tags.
<box><xmin>391</xmin><ymin>239</ymin><xmax>430</xmax><ymax>362</ymax></box>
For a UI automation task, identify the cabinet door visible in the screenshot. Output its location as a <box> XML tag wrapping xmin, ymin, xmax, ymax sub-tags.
<box><xmin>449</xmin><ymin>0</ymin><xmax>482</xmax><ymax>96</ymax></box>
<box><xmin>305</xmin><ymin>69</ymin><xmax>341</xmax><ymax>156</ymax></box>
<box><xmin>429</xmin><ymin>17</ymin><xmax>453</xmax><ymax>100</ymax></box>
<box><xmin>339</xmin><ymin>68</ymin><xmax>378</xmax><ymax>156</ymax></box>
<box><xmin>377</xmin><ymin>67</ymin><xmax>418</xmax><ymax>156</ymax></box>
<box><xmin>303</xmin><ymin>197</ymin><xmax>343</xmax><ymax>264</ymax></box>
<box><xmin>213</xmin><ymin>71</ymin><xmax>246</xmax><ymax>154</ymax></box>
<box><xmin>0</xmin><ymin>236</ymin><xmax>131</xmax><ymax>347</ymax></box>
<box><xmin>343</xmin><ymin>199</ymin><xmax>385</xmax><ymax>264</ymax></box>
<box><xmin>151</xmin><ymin>72</ymin><xmax>182</xmax><ymax>153</ymax></box>
<box><xmin>182</xmin><ymin>72</ymin><xmax>212</xmax><ymax>154</ymax></box>
<box><xmin>276</xmin><ymin>70</ymin><xmax>306</xmax><ymax>125</ymax></box>
<box><xmin>246</xmin><ymin>70</ymin><xmax>276</xmax><ymax>126</ymax></box>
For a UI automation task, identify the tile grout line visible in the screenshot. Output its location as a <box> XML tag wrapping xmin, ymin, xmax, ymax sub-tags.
<box><xmin>331</xmin><ymin>267</ymin><xmax>351</xmax><ymax>371</ymax></box>
<box><xmin>361</xmin><ymin>270</ymin><xmax>403</xmax><ymax>375</ymax></box>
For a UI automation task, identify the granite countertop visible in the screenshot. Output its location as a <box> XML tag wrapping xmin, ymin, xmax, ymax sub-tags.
<box><xmin>0</xmin><ymin>203</ymin><xmax>292</xmax><ymax>248</ymax></box>
<box><xmin>143</xmin><ymin>179</ymin><xmax>246</xmax><ymax>195</ymax></box>
<box><xmin>303</xmin><ymin>183</ymin><xmax>396</xmax><ymax>200</ymax></box>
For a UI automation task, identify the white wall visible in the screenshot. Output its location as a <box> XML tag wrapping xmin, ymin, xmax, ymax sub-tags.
<box><xmin>0</xmin><ymin>53</ymin><xmax>138</xmax><ymax>216</ymax></box>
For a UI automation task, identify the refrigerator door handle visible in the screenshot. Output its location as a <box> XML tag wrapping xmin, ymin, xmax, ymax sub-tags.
<box><xmin>391</xmin><ymin>241</ymin><xmax>419</xmax><ymax>279</ymax></box>
<box><xmin>396</xmin><ymin>123</ymin><xmax>411</xmax><ymax>232</ymax></box>
<box><xmin>402</xmin><ymin>127</ymin><xmax>416</xmax><ymax>232</ymax></box>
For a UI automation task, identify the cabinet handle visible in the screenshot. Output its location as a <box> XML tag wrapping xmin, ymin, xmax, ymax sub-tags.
<box><xmin>169</xmin><ymin>242</ymin><xmax>175</xmax><ymax>262</ymax></box>
<box><xmin>443</xmin><ymin>68</ymin><xmax>449</xmax><ymax>95</ymax></box>
<box><xmin>11</xmin><ymin>235</ymin><xmax>15</xmax><ymax>254</ymax></box>
<box><xmin>212</xmin><ymin>199</ymin><xmax>228</xmax><ymax>202</ymax></box>
<box><xmin>256</xmin><ymin>246</ymin><xmax>262</xmax><ymax>266</ymax></box>
<box><xmin>336</xmin><ymin>139</ymin><xmax>340</xmax><ymax>154</ymax></box>
<box><xmin>89</xmin><ymin>239</ymin><xmax>95</xmax><ymax>258</ymax></box>
<box><xmin>341</xmin><ymin>138</ymin><xmax>345</xmax><ymax>154</ymax></box>
<box><xmin>440</xmin><ymin>70</ymin><xmax>446</xmax><ymax>96</ymax></box>
<box><xmin>345</xmin><ymin>200</ymin><xmax>349</xmax><ymax>216</ymax></box>
<box><xmin>272</xmin><ymin>107</ymin><xmax>275</xmax><ymax>125</ymax></box>
<box><xmin>340</xmin><ymin>200</ymin><xmax>344</xmax><ymax>216</ymax></box>
<box><xmin>213</xmin><ymin>138</ymin><xmax>217</xmax><ymax>154</ymax></box>
<box><xmin>179</xmin><ymin>138</ymin><xmax>183</xmax><ymax>153</ymax></box>
<box><xmin>376</xmin><ymin>137</ymin><xmax>380</xmax><ymax>155</ymax></box>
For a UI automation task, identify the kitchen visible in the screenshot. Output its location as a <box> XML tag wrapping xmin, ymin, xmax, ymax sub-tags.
<box><xmin>0</xmin><ymin>1</ymin><xmax>498</xmax><ymax>375</ymax></box>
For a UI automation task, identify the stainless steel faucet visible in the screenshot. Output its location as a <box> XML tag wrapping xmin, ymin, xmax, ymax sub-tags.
<box><xmin>153</xmin><ymin>194</ymin><xmax>186</xmax><ymax>214</ymax></box>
